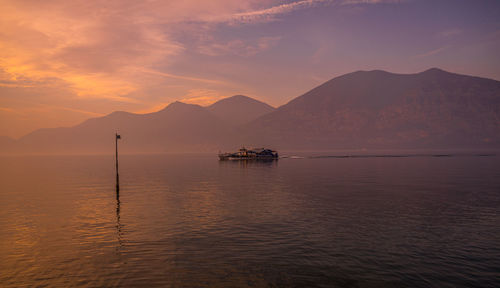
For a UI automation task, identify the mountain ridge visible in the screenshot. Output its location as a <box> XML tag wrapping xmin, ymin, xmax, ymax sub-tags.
<box><xmin>2</xmin><ymin>68</ymin><xmax>500</xmax><ymax>154</ymax></box>
<box><xmin>207</xmin><ymin>95</ymin><xmax>275</xmax><ymax>126</ymax></box>
<box><xmin>241</xmin><ymin>68</ymin><xmax>500</xmax><ymax>149</ymax></box>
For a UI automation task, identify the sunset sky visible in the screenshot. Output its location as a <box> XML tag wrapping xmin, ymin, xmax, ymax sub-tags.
<box><xmin>1</xmin><ymin>0</ymin><xmax>499</xmax><ymax>138</ymax></box>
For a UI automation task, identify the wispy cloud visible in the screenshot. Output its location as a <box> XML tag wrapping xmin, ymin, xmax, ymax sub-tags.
<box><xmin>138</xmin><ymin>68</ymin><xmax>230</xmax><ymax>86</ymax></box>
<box><xmin>0</xmin><ymin>107</ymin><xmax>24</xmax><ymax>115</ymax></box>
<box><xmin>180</xmin><ymin>89</ymin><xmax>227</xmax><ymax>106</ymax></box>
<box><xmin>0</xmin><ymin>0</ymin><xmax>405</xmax><ymax>99</ymax></box>
<box><xmin>36</xmin><ymin>104</ymin><xmax>105</xmax><ymax>117</ymax></box>
<box><xmin>340</xmin><ymin>0</ymin><xmax>405</xmax><ymax>5</ymax></box>
<box><xmin>198</xmin><ymin>36</ymin><xmax>282</xmax><ymax>57</ymax></box>
<box><xmin>231</xmin><ymin>0</ymin><xmax>328</xmax><ymax>23</ymax></box>
<box><xmin>437</xmin><ymin>29</ymin><xmax>462</xmax><ymax>38</ymax></box>
<box><xmin>0</xmin><ymin>0</ymin><xmax>184</xmax><ymax>102</ymax></box>
<box><xmin>228</xmin><ymin>0</ymin><xmax>403</xmax><ymax>23</ymax></box>
<box><xmin>413</xmin><ymin>46</ymin><xmax>450</xmax><ymax>58</ymax></box>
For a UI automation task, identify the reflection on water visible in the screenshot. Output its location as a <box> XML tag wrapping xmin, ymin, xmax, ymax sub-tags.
<box><xmin>115</xmin><ymin>192</ymin><xmax>123</xmax><ymax>252</ymax></box>
<box><xmin>0</xmin><ymin>154</ymin><xmax>500</xmax><ymax>287</ymax></box>
<box><xmin>218</xmin><ymin>158</ymin><xmax>278</xmax><ymax>168</ymax></box>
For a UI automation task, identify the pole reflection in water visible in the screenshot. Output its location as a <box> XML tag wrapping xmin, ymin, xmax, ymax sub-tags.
<box><xmin>115</xmin><ymin>187</ymin><xmax>123</xmax><ymax>251</ymax></box>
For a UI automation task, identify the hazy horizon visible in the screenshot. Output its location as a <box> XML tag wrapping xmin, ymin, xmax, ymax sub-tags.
<box><xmin>1</xmin><ymin>67</ymin><xmax>498</xmax><ymax>155</ymax></box>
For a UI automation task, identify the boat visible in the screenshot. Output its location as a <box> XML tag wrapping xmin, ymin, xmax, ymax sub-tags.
<box><xmin>218</xmin><ymin>147</ymin><xmax>278</xmax><ymax>160</ymax></box>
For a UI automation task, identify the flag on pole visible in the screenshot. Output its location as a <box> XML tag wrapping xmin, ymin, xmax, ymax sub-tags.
<box><xmin>116</xmin><ymin>134</ymin><xmax>121</xmax><ymax>139</ymax></box>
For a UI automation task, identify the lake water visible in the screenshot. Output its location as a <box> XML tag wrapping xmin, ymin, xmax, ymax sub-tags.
<box><xmin>1</xmin><ymin>154</ymin><xmax>499</xmax><ymax>287</ymax></box>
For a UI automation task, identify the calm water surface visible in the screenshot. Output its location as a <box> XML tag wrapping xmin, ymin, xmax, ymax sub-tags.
<box><xmin>0</xmin><ymin>154</ymin><xmax>499</xmax><ymax>287</ymax></box>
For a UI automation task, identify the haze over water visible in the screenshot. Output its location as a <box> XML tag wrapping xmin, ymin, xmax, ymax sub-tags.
<box><xmin>1</xmin><ymin>154</ymin><xmax>499</xmax><ymax>287</ymax></box>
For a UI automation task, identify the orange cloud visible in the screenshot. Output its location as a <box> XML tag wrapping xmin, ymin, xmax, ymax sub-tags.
<box><xmin>180</xmin><ymin>89</ymin><xmax>227</xmax><ymax>106</ymax></box>
<box><xmin>0</xmin><ymin>0</ymin><xmax>276</xmax><ymax>103</ymax></box>
<box><xmin>0</xmin><ymin>0</ymin><xmax>409</xmax><ymax>138</ymax></box>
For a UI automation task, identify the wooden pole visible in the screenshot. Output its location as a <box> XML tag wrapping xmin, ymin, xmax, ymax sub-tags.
<box><xmin>115</xmin><ymin>132</ymin><xmax>120</xmax><ymax>195</ymax></box>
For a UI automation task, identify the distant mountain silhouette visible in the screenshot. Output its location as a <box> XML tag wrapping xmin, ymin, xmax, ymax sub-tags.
<box><xmin>242</xmin><ymin>68</ymin><xmax>500</xmax><ymax>149</ymax></box>
<box><xmin>16</xmin><ymin>101</ymin><xmax>230</xmax><ymax>154</ymax></box>
<box><xmin>2</xmin><ymin>68</ymin><xmax>499</xmax><ymax>154</ymax></box>
<box><xmin>208</xmin><ymin>95</ymin><xmax>275</xmax><ymax>126</ymax></box>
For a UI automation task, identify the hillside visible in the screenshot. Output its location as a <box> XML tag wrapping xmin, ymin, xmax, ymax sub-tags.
<box><xmin>16</xmin><ymin>102</ymin><xmax>231</xmax><ymax>154</ymax></box>
<box><xmin>208</xmin><ymin>95</ymin><xmax>275</xmax><ymax>126</ymax></box>
<box><xmin>242</xmin><ymin>68</ymin><xmax>500</xmax><ymax>149</ymax></box>
<box><xmin>2</xmin><ymin>68</ymin><xmax>499</xmax><ymax>154</ymax></box>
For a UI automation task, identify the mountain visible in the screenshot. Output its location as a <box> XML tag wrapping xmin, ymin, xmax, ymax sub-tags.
<box><xmin>2</xmin><ymin>69</ymin><xmax>499</xmax><ymax>154</ymax></box>
<box><xmin>207</xmin><ymin>95</ymin><xmax>275</xmax><ymax>126</ymax></box>
<box><xmin>242</xmin><ymin>68</ymin><xmax>500</xmax><ymax>149</ymax></box>
<box><xmin>16</xmin><ymin>101</ymin><xmax>231</xmax><ymax>154</ymax></box>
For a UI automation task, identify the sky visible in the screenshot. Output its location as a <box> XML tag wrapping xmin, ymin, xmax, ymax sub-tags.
<box><xmin>0</xmin><ymin>0</ymin><xmax>499</xmax><ymax>138</ymax></box>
